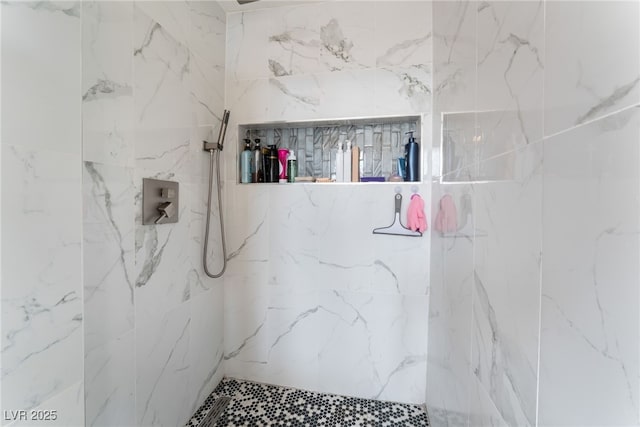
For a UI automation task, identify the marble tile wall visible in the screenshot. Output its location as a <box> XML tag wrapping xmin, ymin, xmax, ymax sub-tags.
<box><xmin>82</xmin><ymin>1</ymin><xmax>227</xmax><ymax>426</ymax></box>
<box><xmin>538</xmin><ymin>107</ymin><xmax>640</xmax><ymax>426</ymax></box>
<box><xmin>427</xmin><ymin>1</ymin><xmax>477</xmax><ymax>424</ymax></box>
<box><xmin>428</xmin><ymin>1</ymin><xmax>640</xmax><ymax>426</ymax></box>
<box><xmin>224</xmin><ymin>1</ymin><xmax>432</xmax><ymax>404</ymax></box>
<box><xmin>537</xmin><ymin>3</ymin><xmax>640</xmax><ymax>425</ymax></box>
<box><xmin>1</xmin><ymin>2</ymin><xmax>83</xmax><ymax>426</ymax></box>
<box><xmin>2</xmin><ymin>1</ymin><xmax>226</xmax><ymax>426</ymax></box>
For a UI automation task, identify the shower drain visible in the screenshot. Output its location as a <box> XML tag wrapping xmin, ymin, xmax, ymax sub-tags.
<box><xmin>197</xmin><ymin>397</ymin><xmax>231</xmax><ymax>427</ymax></box>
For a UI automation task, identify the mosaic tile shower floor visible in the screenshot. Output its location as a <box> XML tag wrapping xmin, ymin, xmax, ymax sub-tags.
<box><xmin>186</xmin><ymin>378</ymin><xmax>430</xmax><ymax>427</ymax></box>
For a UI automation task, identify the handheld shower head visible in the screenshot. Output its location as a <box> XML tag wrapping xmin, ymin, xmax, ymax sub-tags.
<box><xmin>218</xmin><ymin>109</ymin><xmax>230</xmax><ymax>150</ymax></box>
<box><xmin>203</xmin><ymin>109</ymin><xmax>230</xmax><ymax>152</ymax></box>
<box><xmin>202</xmin><ymin>108</ymin><xmax>232</xmax><ymax>278</ymax></box>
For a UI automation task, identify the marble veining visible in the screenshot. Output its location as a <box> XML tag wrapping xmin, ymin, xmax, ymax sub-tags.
<box><xmin>269</xmin><ymin>77</ymin><xmax>320</xmax><ymax>108</ymax></box>
<box><xmin>575</xmin><ymin>76</ymin><xmax>640</xmax><ymax>126</ymax></box>
<box><xmin>225</xmin><ymin>285</ymin><xmax>429</xmax><ymax>404</ymax></box>
<box><xmin>268</xmin><ymin>27</ymin><xmax>319</xmax><ymax>77</ymax></box>
<box><xmin>83</xmin><ymin>161</ymin><xmax>135</xmax><ymax>357</ymax></box>
<box><xmin>82</xmin><ymin>78</ymin><xmax>132</xmax><ymax>102</ymax></box>
<box><xmin>397</xmin><ymin>66</ymin><xmax>432</xmax><ymax>98</ymax></box>
<box><xmin>374</xmin><ymin>355</ymin><xmax>427</xmax><ymax>400</ymax></box>
<box><xmin>141</xmin><ymin>319</ymin><xmax>190</xmax><ymax>420</ymax></box>
<box><xmin>476</xmin><ymin>1</ymin><xmax>544</xmax><ymax>150</ymax></box>
<box><xmin>374</xmin><ymin>1</ymin><xmax>431</xmax><ymax>70</ymax></box>
<box><xmin>540</xmin><ymin>212</ymin><xmax>639</xmax><ymax>423</ymax></box>
<box><xmin>133</xmin><ymin>21</ymin><xmax>163</xmax><ymax>58</ymax></box>
<box><xmin>441</xmin><ymin>1</ymin><xmax>473</xmax><ymax>66</ymax></box>
<box><xmin>136</xmin><ymin>139</ymin><xmax>190</xmax><ymax>165</ymax></box>
<box><xmin>224</xmin><ymin>321</ymin><xmax>266</xmax><ymax>361</ymax></box>
<box><xmin>383</xmin><ymin>65</ymin><xmax>433</xmax><ymax>113</ymax></box>
<box><xmin>377</xmin><ymin>35</ymin><xmax>432</xmax><ymax>68</ymax></box>
<box><xmin>136</xmin><ymin>305</ymin><xmax>192</xmax><ymax>426</ymax></box>
<box><xmin>540</xmin><ymin>105</ymin><xmax>638</xmax><ymax>425</ymax></box>
<box><xmin>135</xmin><ymin>226</ymin><xmax>174</xmax><ymax>288</ymax></box>
<box><xmin>226</xmin><ymin>218</ymin><xmax>265</xmax><ymax>262</ymax></box>
<box><xmin>84</xmin><ymin>332</ymin><xmax>135</xmax><ymax>427</ymax></box>
<box><xmin>2</xmin><ymin>145</ymin><xmax>83</xmax><ymax>412</ymax></box>
<box><xmin>320</xmin><ymin>18</ymin><xmax>353</xmax><ymax>66</ymax></box>
<box><xmin>13</xmin><ymin>0</ymin><xmax>81</xmax><ymax>18</ymax></box>
<box><xmin>84</xmin><ymin>162</ymin><xmax>133</xmax><ymax>302</ymax></box>
<box><xmin>544</xmin><ymin>0</ymin><xmax>640</xmax><ymax>136</ymax></box>
<box><xmin>193</xmin><ymin>352</ymin><xmax>224</xmax><ymax>409</ymax></box>
<box><xmin>472</xmin><ymin>274</ymin><xmax>533</xmax><ymax>426</ymax></box>
<box><xmin>134</xmin><ymin>8</ymin><xmax>192</xmax><ymax>130</ymax></box>
<box><xmin>542</xmin><ymin>288</ymin><xmax>635</xmax><ymax>408</ymax></box>
<box><xmin>268</xmin><ymin>59</ymin><xmax>290</xmax><ymax>77</ymax></box>
<box><xmin>81</xmin><ymin>0</ymin><xmax>135</xmax><ymax>168</ymax></box>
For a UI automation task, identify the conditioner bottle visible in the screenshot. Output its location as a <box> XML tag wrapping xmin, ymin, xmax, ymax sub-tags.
<box><xmin>240</xmin><ymin>139</ymin><xmax>252</xmax><ymax>183</ymax></box>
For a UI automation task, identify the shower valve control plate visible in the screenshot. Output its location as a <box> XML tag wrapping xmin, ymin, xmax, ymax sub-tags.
<box><xmin>142</xmin><ymin>178</ymin><xmax>179</xmax><ymax>225</ymax></box>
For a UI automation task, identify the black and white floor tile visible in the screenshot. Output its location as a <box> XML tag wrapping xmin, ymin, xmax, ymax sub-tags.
<box><xmin>186</xmin><ymin>377</ymin><xmax>429</xmax><ymax>427</ymax></box>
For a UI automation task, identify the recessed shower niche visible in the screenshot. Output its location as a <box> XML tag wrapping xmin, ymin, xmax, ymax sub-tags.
<box><xmin>237</xmin><ymin>115</ymin><xmax>423</xmax><ymax>183</ymax></box>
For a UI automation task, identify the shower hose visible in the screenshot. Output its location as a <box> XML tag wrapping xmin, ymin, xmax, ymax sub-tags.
<box><xmin>203</xmin><ymin>110</ymin><xmax>230</xmax><ymax>278</ymax></box>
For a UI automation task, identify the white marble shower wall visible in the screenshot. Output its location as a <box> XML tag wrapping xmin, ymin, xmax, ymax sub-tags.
<box><xmin>82</xmin><ymin>1</ymin><xmax>226</xmax><ymax>426</ymax></box>
<box><xmin>1</xmin><ymin>2</ymin><xmax>84</xmax><ymax>426</ymax></box>
<box><xmin>1</xmin><ymin>1</ymin><xmax>227</xmax><ymax>426</ymax></box>
<box><xmin>223</xmin><ymin>1</ymin><xmax>433</xmax><ymax>404</ymax></box>
<box><xmin>427</xmin><ymin>1</ymin><xmax>640</xmax><ymax>426</ymax></box>
<box><xmin>538</xmin><ymin>1</ymin><xmax>640</xmax><ymax>425</ymax></box>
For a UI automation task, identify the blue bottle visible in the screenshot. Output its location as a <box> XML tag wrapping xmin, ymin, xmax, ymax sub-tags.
<box><xmin>240</xmin><ymin>139</ymin><xmax>252</xmax><ymax>183</ymax></box>
<box><xmin>404</xmin><ymin>131</ymin><xmax>420</xmax><ymax>182</ymax></box>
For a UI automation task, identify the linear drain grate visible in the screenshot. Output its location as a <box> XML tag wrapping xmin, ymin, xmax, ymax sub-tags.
<box><xmin>198</xmin><ymin>397</ymin><xmax>231</xmax><ymax>427</ymax></box>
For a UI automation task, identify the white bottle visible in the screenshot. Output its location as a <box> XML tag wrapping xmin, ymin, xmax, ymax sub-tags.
<box><xmin>343</xmin><ymin>140</ymin><xmax>352</xmax><ymax>183</ymax></box>
<box><xmin>335</xmin><ymin>141</ymin><xmax>344</xmax><ymax>182</ymax></box>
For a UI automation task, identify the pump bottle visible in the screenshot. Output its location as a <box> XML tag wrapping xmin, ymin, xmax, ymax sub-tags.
<box><xmin>252</xmin><ymin>138</ymin><xmax>263</xmax><ymax>183</ymax></box>
<box><xmin>335</xmin><ymin>141</ymin><xmax>344</xmax><ymax>182</ymax></box>
<box><xmin>404</xmin><ymin>131</ymin><xmax>420</xmax><ymax>182</ymax></box>
<box><xmin>343</xmin><ymin>140</ymin><xmax>352</xmax><ymax>182</ymax></box>
<box><xmin>268</xmin><ymin>145</ymin><xmax>279</xmax><ymax>183</ymax></box>
<box><xmin>287</xmin><ymin>150</ymin><xmax>297</xmax><ymax>183</ymax></box>
<box><xmin>240</xmin><ymin>139</ymin><xmax>252</xmax><ymax>183</ymax></box>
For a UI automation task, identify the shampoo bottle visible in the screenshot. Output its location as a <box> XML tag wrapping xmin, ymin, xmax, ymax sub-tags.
<box><xmin>335</xmin><ymin>141</ymin><xmax>344</xmax><ymax>182</ymax></box>
<box><xmin>404</xmin><ymin>131</ymin><xmax>420</xmax><ymax>182</ymax></box>
<box><xmin>268</xmin><ymin>145</ymin><xmax>279</xmax><ymax>183</ymax></box>
<box><xmin>261</xmin><ymin>146</ymin><xmax>270</xmax><ymax>182</ymax></box>
<box><xmin>287</xmin><ymin>150</ymin><xmax>297</xmax><ymax>183</ymax></box>
<box><xmin>241</xmin><ymin>139</ymin><xmax>252</xmax><ymax>183</ymax></box>
<box><xmin>343</xmin><ymin>140</ymin><xmax>352</xmax><ymax>182</ymax></box>
<box><xmin>253</xmin><ymin>138</ymin><xmax>262</xmax><ymax>183</ymax></box>
<box><xmin>278</xmin><ymin>149</ymin><xmax>289</xmax><ymax>183</ymax></box>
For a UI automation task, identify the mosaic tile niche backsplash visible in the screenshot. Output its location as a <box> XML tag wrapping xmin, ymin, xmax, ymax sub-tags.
<box><xmin>241</xmin><ymin>117</ymin><xmax>420</xmax><ymax>181</ymax></box>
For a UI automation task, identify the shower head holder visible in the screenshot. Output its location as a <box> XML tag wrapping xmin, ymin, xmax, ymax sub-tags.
<box><xmin>203</xmin><ymin>141</ymin><xmax>223</xmax><ymax>152</ymax></box>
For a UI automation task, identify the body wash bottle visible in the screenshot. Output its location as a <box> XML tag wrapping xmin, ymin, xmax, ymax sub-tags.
<box><xmin>252</xmin><ymin>138</ymin><xmax>262</xmax><ymax>183</ymax></box>
<box><xmin>268</xmin><ymin>144</ymin><xmax>279</xmax><ymax>182</ymax></box>
<box><xmin>287</xmin><ymin>150</ymin><xmax>297</xmax><ymax>183</ymax></box>
<box><xmin>343</xmin><ymin>140</ymin><xmax>352</xmax><ymax>182</ymax></box>
<box><xmin>404</xmin><ymin>131</ymin><xmax>420</xmax><ymax>182</ymax></box>
<box><xmin>240</xmin><ymin>139</ymin><xmax>252</xmax><ymax>183</ymax></box>
<box><xmin>335</xmin><ymin>141</ymin><xmax>344</xmax><ymax>182</ymax></box>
